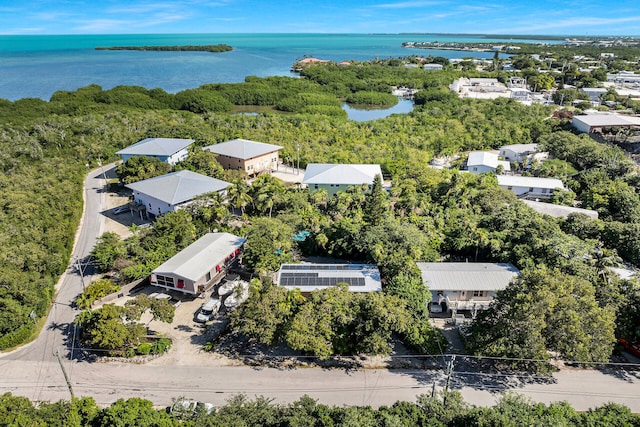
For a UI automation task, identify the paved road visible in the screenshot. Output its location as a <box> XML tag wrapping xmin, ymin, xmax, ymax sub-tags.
<box><xmin>1</xmin><ymin>166</ymin><xmax>640</xmax><ymax>412</ymax></box>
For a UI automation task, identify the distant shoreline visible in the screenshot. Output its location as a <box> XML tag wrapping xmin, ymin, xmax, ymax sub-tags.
<box><xmin>95</xmin><ymin>44</ymin><xmax>233</xmax><ymax>53</ymax></box>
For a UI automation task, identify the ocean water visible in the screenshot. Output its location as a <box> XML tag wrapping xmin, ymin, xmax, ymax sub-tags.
<box><xmin>0</xmin><ymin>33</ymin><xmax>560</xmax><ymax>101</ymax></box>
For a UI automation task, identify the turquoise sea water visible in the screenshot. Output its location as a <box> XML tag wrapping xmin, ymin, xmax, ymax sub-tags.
<box><xmin>0</xmin><ymin>33</ymin><xmax>561</xmax><ymax>101</ymax></box>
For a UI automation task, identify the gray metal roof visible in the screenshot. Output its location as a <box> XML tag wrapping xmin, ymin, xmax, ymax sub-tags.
<box><xmin>116</xmin><ymin>138</ymin><xmax>194</xmax><ymax>157</ymax></box>
<box><xmin>302</xmin><ymin>164</ymin><xmax>382</xmax><ymax>185</ymax></box>
<box><xmin>203</xmin><ymin>139</ymin><xmax>283</xmax><ymax>160</ymax></box>
<box><xmin>125</xmin><ymin>170</ymin><xmax>231</xmax><ymax>205</ymax></box>
<box><xmin>277</xmin><ymin>264</ymin><xmax>382</xmax><ymax>293</ymax></box>
<box><xmin>497</xmin><ymin>175</ymin><xmax>564</xmax><ymax>190</ymax></box>
<box><xmin>152</xmin><ymin>233</ymin><xmax>246</xmax><ymax>282</ymax></box>
<box><xmin>522</xmin><ymin>200</ymin><xmax>599</xmax><ymax>219</ymax></box>
<box><xmin>417</xmin><ymin>262</ymin><xmax>520</xmax><ymax>291</ymax></box>
<box><xmin>572</xmin><ymin>114</ymin><xmax>640</xmax><ymax>128</ymax></box>
<box><xmin>500</xmin><ymin>143</ymin><xmax>538</xmax><ymax>154</ymax></box>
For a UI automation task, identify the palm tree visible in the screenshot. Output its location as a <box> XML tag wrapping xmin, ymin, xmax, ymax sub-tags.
<box><xmin>227</xmin><ymin>180</ymin><xmax>252</xmax><ymax>215</ymax></box>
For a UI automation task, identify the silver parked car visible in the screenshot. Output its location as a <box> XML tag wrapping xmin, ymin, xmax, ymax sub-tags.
<box><xmin>195</xmin><ymin>298</ymin><xmax>221</xmax><ymax>323</ymax></box>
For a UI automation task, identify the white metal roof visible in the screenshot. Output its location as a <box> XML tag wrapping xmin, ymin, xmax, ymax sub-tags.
<box><xmin>497</xmin><ymin>174</ymin><xmax>564</xmax><ymax>190</ymax></box>
<box><xmin>116</xmin><ymin>138</ymin><xmax>194</xmax><ymax>157</ymax></box>
<box><xmin>125</xmin><ymin>170</ymin><xmax>231</xmax><ymax>205</ymax></box>
<box><xmin>500</xmin><ymin>143</ymin><xmax>538</xmax><ymax>154</ymax></box>
<box><xmin>522</xmin><ymin>200</ymin><xmax>599</xmax><ymax>219</ymax></box>
<box><xmin>572</xmin><ymin>114</ymin><xmax>640</xmax><ymax>128</ymax></box>
<box><xmin>467</xmin><ymin>152</ymin><xmax>511</xmax><ymax>171</ymax></box>
<box><xmin>277</xmin><ymin>264</ymin><xmax>382</xmax><ymax>293</ymax></box>
<box><xmin>203</xmin><ymin>138</ymin><xmax>283</xmax><ymax>160</ymax></box>
<box><xmin>152</xmin><ymin>233</ymin><xmax>246</xmax><ymax>282</ymax></box>
<box><xmin>468</xmin><ymin>151</ymin><xmax>500</xmax><ymax>168</ymax></box>
<box><xmin>417</xmin><ymin>262</ymin><xmax>520</xmax><ymax>291</ymax></box>
<box><xmin>302</xmin><ymin>164</ymin><xmax>382</xmax><ymax>185</ymax></box>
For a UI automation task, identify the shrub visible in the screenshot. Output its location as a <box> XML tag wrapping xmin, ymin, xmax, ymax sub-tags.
<box><xmin>151</xmin><ymin>338</ymin><xmax>172</xmax><ymax>354</ymax></box>
<box><xmin>136</xmin><ymin>343</ymin><xmax>152</xmax><ymax>355</ymax></box>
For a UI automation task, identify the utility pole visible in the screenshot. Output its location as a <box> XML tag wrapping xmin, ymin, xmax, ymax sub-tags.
<box><xmin>443</xmin><ymin>355</ymin><xmax>456</xmax><ymax>405</ymax></box>
<box><xmin>97</xmin><ymin>157</ymin><xmax>107</xmax><ymax>184</ymax></box>
<box><xmin>75</xmin><ymin>258</ymin><xmax>86</xmax><ymax>292</ymax></box>
<box><xmin>56</xmin><ymin>348</ymin><xmax>75</xmax><ymax>399</ymax></box>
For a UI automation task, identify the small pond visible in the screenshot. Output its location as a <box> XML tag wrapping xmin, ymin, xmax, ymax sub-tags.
<box><xmin>342</xmin><ymin>98</ymin><xmax>414</xmax><ymax>121</ymax></box>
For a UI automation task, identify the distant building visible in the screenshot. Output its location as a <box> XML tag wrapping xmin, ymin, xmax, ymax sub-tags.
<box><xmin>572</xmin><ymin>114</ymin><xmax>640</xmax><ymax>133</ymax></box>
<box><xmin>522</xmin><ymin>200</ymin><xmax>599</xmax><ymax>219</ymax></box>
<box><xmin>302</xmin><ymin>163</ymin><xmax>383</xmax><ymax>196</ymax></box>
<box><xmin>116</xmin><ymin>138</ymin><xmax>194</xmax><ymax>165</ymax></box>
<box><xmin>424</xmin><ymin>63</ymin><xmax>443</xmax><ymax>71</ymax></box>
<box><xmin>497</xmin><ymin>175</ymin><xmax>564</xmax><ymax>199</ymax></box>
<box><xmin>150</xmin><ymin>232</ymin><xmax>245</xmax><ymax>295</ymax></box>
<box><xmin>277</xmin><ymin>264</ymin><xmax>382</xmax><ymax>295</ymax></box>
<box><xmin>417</xmin><ymin>262</ymin><xmax>520</xmax><ymax>313</ymax></box>
<box><xmin>204</xmin><ymin>138</ymin><xmax>283</xmax><ymax>176</ymax></box>
<box><xmin>126</xmin><ymin>170</ymin><xmax>231</xmax><ymax>216</ymax></box>
<box><xmin>466</xmin><ymin>151</ymin><xmax>510</xmax><ymax>174</ymax></box>
<box><xmin>498</xmin><ymin>143</ymin><xmax>547</xmax><ymax>168</ymax></box>
<box><xmin>581</xmin><ymin>87</ymin><xmax>609</xmax><ymax>105</ymax></box>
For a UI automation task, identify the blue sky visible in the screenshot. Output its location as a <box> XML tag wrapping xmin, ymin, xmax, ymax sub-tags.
<box><xmin>1</xmin><ymin>0</ymin><xmax>639</xmax><ymax>36</ymax></box>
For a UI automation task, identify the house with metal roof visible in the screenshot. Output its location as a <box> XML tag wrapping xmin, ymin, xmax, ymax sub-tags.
<box><xmin>116</xmin><ymin>138</ymin><xmax>194</xmax><ymax>165</ymax></box>
<box><xmin>572</xmin><ymin>114</ymin><xmax>640</xmax><ymax>133</ymax></box>
<box><xmin>277</xmin><ymin>264</ymin><xmax>382</xmax><ymax>295</ymax></box>
<box><xmin>466</xmin><ymin>151</ymin><xmax>510</xmax><ymax>174</ymax></box>
<box><xmin>150</xmin><ymin>232</ymin><xmax>246</xmax><ymax>295</ymax></box>
<box><xmin>499</xmin><ymin>144</ymin><xmax>539</xmax><ymax>162</ymax></box>
<box><xmin>522</xmin><ymin>200</ymin><xmax>599</xmax><ymax>219</ymax></box>
<box><xmin>302</xmin><ymin>163</ymin><xmax>383</xmax><ymax>196</ymax></box>
<box><xmin>203</xmin><ymin>138</ymin><xmax>283</xmax><ymax>175</ymax></box>
<box><xmin>497</xmin><ymin>175</ymin><xmax>564</xmax><ymax>199</ymax></box>
<box><xmin>417</xmin><ymin>262</ymin><xmax>520</xmax><ymax>313</ymax></box>
<box><xmin>125</xmin><ymin>170</ymin><xmax>231</xmax><ymax>216</ymax></box>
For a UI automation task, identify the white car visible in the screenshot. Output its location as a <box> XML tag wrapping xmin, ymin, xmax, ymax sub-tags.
<box><xmin>112</xmin><ymin>205</ymin><xmax>129</xmax><ymax>215</ymax></box>
<box><xmin>195</xmin><ymin>298</ymin><xmax>221</xmax><ymax>323</ymax></box>
<box><xmin>429</xmin><ymin>301</ymin><xmax>443</xmax><ymax>313</ymax></box>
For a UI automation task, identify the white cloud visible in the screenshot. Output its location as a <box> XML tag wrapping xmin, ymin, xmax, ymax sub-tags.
<box><xmin>498</xmin><ymin>15</ymin><xmax>640</xmax><ymax>34</ymax></box>
<box><xmin>372</xmin><ymin>1</ymin><xmax>445</xmax><ymax>9</ymax></box>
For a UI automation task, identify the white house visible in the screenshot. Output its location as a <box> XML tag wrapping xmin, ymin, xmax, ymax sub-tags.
<box><xmin>150</xmin><ymin>232</ymin><xmax>246</xmax><ymax>295</ymax></box>
<box><xmin>498</xmin><ymin>144</ymin><xmax>548</xmax><ymax>168</ymax></box>
<box><xmin>277</xmin><ymin>264</ymin><xmax>382</xmax><ymax>295</ymax></box>
<box><xmin>302</xmin><ymin>163</ymin><xmax>383</xmax><ymax>196</ymax></box>
<box><xmin>466</xmin><ymin>151</ymin><xmax>510</xmax><ymax>174</ymax></box>
<box><xmin>204</xmin><ymin>138</ymin><xmax>283</xmax><ymax>176</ymax></box>
<box><xmin>417</xmin><ymin>262</ymin><xmax>520</xmax><ymax>313</ymax></box>
<box><xmin>497</xmin><ymin>175</ymin><xmax>564</xmax><ymax>198</ymax></box>
<box><xmin>424</xmin><ymin>63</ymin><xmax>443</xmax><ymax>71</ymax></box>
<box><xmin>450</xmin><ymin>77</ymin><xmax>510</xmax><ymax>100</ymax></box>
<box><xmin>499</xmin><ymin>144</ymin><xmax>539</xmax><ymax>163</ymax></box>
<box><xmin>116</xmin><ymin>138</ymin><xmax>194</xmax><ymax>165</ymax></box>
<box><xmin>126</xmin><ymin>170</ymin><xmax>231</xmax><ymax>216</ymax></box>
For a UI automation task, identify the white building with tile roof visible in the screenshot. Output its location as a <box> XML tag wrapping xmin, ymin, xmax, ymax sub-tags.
<box><xmin>302</xmin><ymin>163</ymin><xmax>383</xmax><ymax>196</ymax></box>
<box><xmin>116</xmin><ymin>137</ymin><xmax>194</xmax><ymax>165</ymax></box>
<box><xmin>126</xmin><ymin>170</ymin><xmax>231</xmax><ymax>216</ymax></box>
